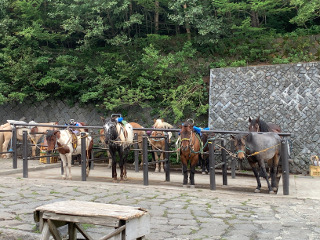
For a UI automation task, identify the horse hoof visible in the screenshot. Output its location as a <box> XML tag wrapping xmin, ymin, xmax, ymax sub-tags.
<box><xmin>254</xmin><ymin>189</ymin><xmax>261</xmax><ymax>193</ymax></box>
<box><xmin>155</xmin><ymin>169</ymin><xmax>159</xmax><ymax>173</ymax></box>
<box><xmin>62</xmin><ymin>177</ymin><xmax>66</xmax><ymax>180</ymax></box>
<box><xmin>190</xmin><ymin>185</ymin><xmax>195</xmax><ymax>189</ymax></box>
<box><xmin>182</xmin><ymin>184</ymin><xmax>188</xmax><ymax>188</ymax></box>
<box><xmin>202</xmin><ymin>172</ymin><xmax>206</xmax><ymax>175</ymax></box>
<box><xmin>269</xmin><ymin>191</ymin><xmax>275</xmax><ymax>194</ymax></box>
<box><xmin>112</xmin><ymin>179</ymin><xmax>118</xmax><ymax>183</ymax></box>
<box><xmin>272</xmin><ymin>187</ymin><xmax>278</xmax><ymax>192</ymax></box>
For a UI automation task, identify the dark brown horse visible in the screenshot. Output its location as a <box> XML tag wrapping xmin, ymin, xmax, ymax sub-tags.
<box><xmin>179</xmin><ymin>120</ymin><xmax>201</xmax><ymax>188</ymax></box>
<box><xmin>248</xmin><ymin>116</ymin><xmax>281</xmax><ymax>133</ymax></box>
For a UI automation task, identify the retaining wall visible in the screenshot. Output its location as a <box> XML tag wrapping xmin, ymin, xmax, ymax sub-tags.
<box><xmin>209</xmin><ymin>62</ymin><xmax>320</xmax><ymax>174</ymax></box>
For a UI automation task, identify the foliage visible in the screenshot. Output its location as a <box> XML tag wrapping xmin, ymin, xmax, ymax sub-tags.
<box><xmin>0</xmin><ymin>0</ymin><xmax>319</xmax><ymax>122</ymax></box>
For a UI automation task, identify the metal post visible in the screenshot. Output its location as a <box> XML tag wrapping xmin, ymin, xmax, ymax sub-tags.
<box><xmin>281</xmin><ymin>139</ymin><xmax>289</xmax><ymax>195</ymax></box>
<box><xmin>165</xmin><ymin>135</ymin><xmax>170</xmax><ymax>182</ymax></box>
<box><xmin>222</xmin><ymin>139</ymin><xmax>228</xmax><ymax>185</ymax></box>
<box><xmin>22</xmin><ymin>131</ymin><xmax>28</xmax><ymax>178</ymax></box>
<box><xmin>230</xmin><ymin>142</ymin><xmax>236</xmax><ymax>178</ymax></box>
<box><xmin>209</xmin><ymin>141</ymin><xmax>216</xmax><ymax>190</ymax></box>
<box><xmin>142</xmin><ymin>136</ymin><xmax>149</xmax><ymax>186</ymax></box>
<box><xmin>134</xmin><ymin>133</ymin><xmax>139</xmax><ymax>172</ymax></box>
<box><xmin>90</xmin><ymin>147</ymin><xmax>94</xmax><ymax>170</ymax></box>
<box><xmin>12</xmin><ymin>126</ymin><xmax>17</xmax><ymax>169</ymax></box>
<box><xmin>81</xmin><ymin>132</ymin><xmax>87</xmax><ymax>181</ymax></box>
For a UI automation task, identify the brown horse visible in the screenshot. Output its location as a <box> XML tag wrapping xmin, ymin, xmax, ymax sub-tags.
<box><xmin>150</xmin><ymin>129</ymin><xmax>166</xmax><ymax>172</ymax></box>
<box><xmin>128</xmin><ymin>122</ymin><xmax>145</xmax><ymax>166</ymax></box>
<box><xmin>179</xmin><ymin>120</ymin><xmax>201</xmax><ymax>187</ymax></box>
<box><xmin>248</xmin><ymin>116</ymin><xmax>281</xmax><ymax>133</ymax></box>
<box><xmin>28</xmin><ymin>121</ymin><xmax>58</xmax><ymax>156</ymax></box>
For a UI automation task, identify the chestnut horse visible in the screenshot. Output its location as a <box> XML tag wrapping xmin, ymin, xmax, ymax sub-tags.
<box><xmin>149</xmin><ymin>119</ymin><xmax>173</xmax><ymax>172</ymax></box>
<box><xmin>46</xmin><ymin>129</ymin><xmax>93</xmax><ymax>180</ymax></box>
<box><xmin>128</xmin><ymin>122</ymin><xmax>145</xmax><ymax>166</ymax></box>
<box><xmin>179</xmin><ymin>120</ymin><xmax>201</xmax><ymax>187</ymax></box>
<box><xmin>28</xmin><ymin>121</ymin><xmax>58</xmax><ymax>156</ymax></box>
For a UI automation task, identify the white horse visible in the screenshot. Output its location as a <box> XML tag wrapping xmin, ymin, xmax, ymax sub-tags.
<box><xmin>46</xmin><ymin>129</ymin><xmax>93</xmax><ymax>180</ymax></box>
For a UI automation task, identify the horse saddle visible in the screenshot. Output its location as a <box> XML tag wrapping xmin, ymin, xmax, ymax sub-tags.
<box><xmin>69</xmin><ymin>130</ymin><xmax>78</xmax><ymax>150</ymax></box>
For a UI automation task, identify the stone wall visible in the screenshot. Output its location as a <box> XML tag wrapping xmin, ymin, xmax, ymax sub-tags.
<box><xmin>209</xmin><ymin>62</ymin><xmax>320</xmax><ymax>174</ymax></box>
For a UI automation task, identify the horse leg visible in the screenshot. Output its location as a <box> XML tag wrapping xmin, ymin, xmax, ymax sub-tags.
<box><xmin>250</xmin><ymin>161</ymin><xmax>262</xmax><ymax>193</ymax></box>
<box><xmin>2</xmin><ymin>138</ymin><xmax>10</xmax><ymax>158</ymax></box>
<box><xmin>66</xmin><ymin>154</ymin><xmax>72</xmax><ymax>180</ymax></box>
<box><xmin>270</xmin><ymin>155</ymin><xmax>279</xmax><ymax>192</ymax></box>
<box><xmin>109</xmin><ymin>150</ymin><xmax>117</xmax><ymax>182</ymax></box>
<box><xmin>190</xmin><ymin>156</ymin><xmax>199</xmax><ymax>187</ymax></box>
<box><xmin>60</xmin><ymin>155</ymin><xmax>67</xmax><ymax>180</ymax></box>
<box><xmin>154</xmin><ymin>150</ymin><xmax>159</xmax><ymax>172</ymax></box>
<box><xmin>181</xmin><ymin>158</ymin><xmax>188</xmax><ymax>187</ymax></box>
<box><xmin>160</xmin><ymin>152</ymin><xmax>164</xmax><ymax>172</ymax></box>
<box><xmin>261</xmin><ymin>165</ymin><xmax>274</xmax><ymax>194</ymax></box>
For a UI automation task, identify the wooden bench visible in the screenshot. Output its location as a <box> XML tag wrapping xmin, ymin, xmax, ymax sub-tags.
<box><xmin>34</xmin><ymin>200</ymin><xmax>150</xmax><ymax>240</ymax></box>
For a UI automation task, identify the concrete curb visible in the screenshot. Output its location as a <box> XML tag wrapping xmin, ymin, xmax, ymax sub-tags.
<box><xmin>0</xmin><ymin>163</ymin><xmax>60</xmax><ymax>176</ymax></box>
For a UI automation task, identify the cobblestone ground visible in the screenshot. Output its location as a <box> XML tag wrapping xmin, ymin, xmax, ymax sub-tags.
<box><xmin>0</xmin><ymin>158</ymin><xmax>320</xmax><ymax>240</ymax></box>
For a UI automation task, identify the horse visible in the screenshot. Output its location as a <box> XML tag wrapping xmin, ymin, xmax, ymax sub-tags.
<box><xmin>99</xmin><ymin>129</ymin><xmax>112</xmax><ymax>168</ymax></box>
<box><xmin>0</xmin><ymin>120</ymin><xmax>31</xmax><ymax>158</ymax></box>
<box><xmin>28</xmin><ymin>121</ymin><xmax>58</xmax><ymax>157</ymax></box>
<box><xmin>231</xmin><ymin>132</ymin><xmax>281</xmax><ymax>194</ymax></box>
<box><xmin>46</xmin><ymin>129</ymin><xmax>93</xmax><ymax>180</ymax></box>
<box><xmin>248</xmin><ymin>116</ymin><xmax>281</xmax><ymax>133</ymax></box>
<box><xmin>128</xmin><ymin>122</ymin><xmax>145</xmax><ymax>167</ymax></box>
<box><xmin>179</xmin><ymin>120</ymin><xmax>201</xmax><ymax>187</ymax></box>
<box><xmin>103</xmin><ymin>117</ymin><xmax>134</xmax><ymax>182</ymax></box>
<box><xmin>198</xmin><ymin>132</ymin><xmax>213</xmax><ymax>175</ymax></box>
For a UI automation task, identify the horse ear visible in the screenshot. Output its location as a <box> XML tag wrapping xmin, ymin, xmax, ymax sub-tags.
<box><xmin>249</xmin><ymin>117</ymin><xmax>252</xmax><ymax>122</ymax></box>
<box><xmin>154</xmin><ymin>119</ymin><xmax>157</xmax><ymax>123</ymax></box>
<box><xmin>257</xmin><ymin>116</ymin><xmax>260</xmax><ymax>122</ymax></box>
<box><xmin>100</xmin><ymin>116</ymin><xmax>105</xmax><ymax>123</ymax></box>
<box><xmin>161</xmin><ymin>118</ymin><xmax>164</xmax><ymax>122</ymax></box>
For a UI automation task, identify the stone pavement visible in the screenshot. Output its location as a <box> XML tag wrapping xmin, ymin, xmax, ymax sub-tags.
<box><xmin>0</xmin><ymin>158</ymin><xmax>320</xmax><ymax>240</ymax></box>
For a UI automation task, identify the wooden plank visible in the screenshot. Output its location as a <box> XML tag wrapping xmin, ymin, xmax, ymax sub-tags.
<box><xmin>68</xmin><ymin>222</ymin><xmax>77</xmax><ymax>240</ymax></box>
<box><xmin>40</xmin><ymin>222</ymin><xmax>50</xmax><ymax>240</ymax></box>
<box><xmin>42</xmin><ymin>212</ymin><xmax>119</xmax><ymax>227</ymax></box>
<box><xmin>47</xmin><ymin>219</ymin><xmax>62</xmax><ymax>240</ymax></box>
<box><xmin>99</xmin><ymin>225</ymin><xmax>126</xmax><ymax>240</ymax></box>
<box><xmin>35</xmin><ymin>201</ymin><xmax>147</xmax><ymax>220</ymax></box>
<box><xmin>74</xmin><ymin>223</ymin><xmax>95</xmax><ymax>240</ymax></box>
<box><xmin>126</xmin><ymin>214</ymin><xmax>150</xmax><ymax>239</ymax></box>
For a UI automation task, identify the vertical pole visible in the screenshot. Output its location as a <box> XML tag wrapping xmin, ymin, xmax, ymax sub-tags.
<box><xmin>165</xmin><ymin>135</ymin><xmax>170</xmax><ymax>182</ymax></box>
<box><xmin>90</xmin><ymin>146</ymin><xmax>94</xmax><ymax>170</ymax></box>
<box><xmin>230</xmin><ymin>142</ymin><xmax>236</xmax><ymax>178</ymax></box>
<box><xmin>281</xmin><ymin>138</ymin><xmax>289</xmax><ymax>195</ymax></box>
<box><xmin>81</xmin><ymin>132</ymin><xmax>87</xmax><ymax>181</ymax></box>
<box><xmin>12</xmin><ymin>126</ymin><xmax>17</xmax><ymax>169</ymax></box>
<box><xmin>209</xmin><ymin>141</ymin><xmax>216</xmax><ymax>190</ymax></box>
<box><xmin>22</xmin><ymin>131</ymin><xmax>28</xmax><ymax>178</ymax></box>
<box><xmin>222</xmin><ymin>139</ymin><xmax>228</xmax><ymax>186</ymax></box>
<box><xmin>142</xmin><ymin>136</ymin><xmax>149</xmax><ymax>185</ymax></box>
<box><xmin>134</xmin><ymin>133</ymin><xmax>139</xmax><ymax>172</ymax></box>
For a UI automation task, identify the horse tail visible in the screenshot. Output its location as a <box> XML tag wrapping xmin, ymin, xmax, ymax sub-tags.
<box><xmin>0</xmin><ymin>125</ymin><xmax>3</xmax><ymax>152</ymax></box>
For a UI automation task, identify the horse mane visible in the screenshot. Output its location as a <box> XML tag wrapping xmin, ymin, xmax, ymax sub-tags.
<box><xmin>258</xmin><ymin>119</ymin><xmax>271</xmax><ymax>132</ymax></box>
<box><xmin>154</xmin><ymin>119</ymin><xmax>174</xmax><ymax>129</ymax></box>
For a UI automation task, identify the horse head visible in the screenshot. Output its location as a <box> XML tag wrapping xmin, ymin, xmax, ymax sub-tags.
<box><xmin>180</xmin><ymin>121</ymin><xmax>194</xmax><ymax>151</ymax></box>
<box><xmin>231</xmin><ymin>134</ymin><xmax>249</xmax><ymax>160</ymax></box>
<box><xmin>103</xmin><ymin>118</ymin><xmax>118</xmax><ymax>144</ymax></box>
<box><xmin>46</xmin><ymin>130</ymin><xmax>60</xmax><ymax>153</ymax></box>
<box><xmin>248</xmin><ymin>116</ymin><xmax>261</xmax><ymax>132</ymax></box>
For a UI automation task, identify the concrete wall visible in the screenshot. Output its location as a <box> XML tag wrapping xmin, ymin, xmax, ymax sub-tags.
<box><xmin>209</xmin><ymin>62</ymin><xmax>320</xmax><ymax>174</ymax></box>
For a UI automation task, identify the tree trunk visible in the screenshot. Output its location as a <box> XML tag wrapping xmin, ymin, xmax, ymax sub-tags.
<box><xmin>154</xmin><ymin>1</ymin><xmax>159</xmax><ymax>34</ymax></box>
<box><xmin>250</xmin><ymin>10</ymin><xmax>259</xmax><ymax>27</ymax></box>
<box><xmin>183</xmin><ymin>4</ymin><xmax>191</xmax><ymax>41</ymax></box>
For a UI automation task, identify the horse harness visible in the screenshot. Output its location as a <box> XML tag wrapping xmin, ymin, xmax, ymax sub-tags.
<box><xmin>180</xmin><ymin>131</ymin><xmax>202</xmax><ymax>154</ymax></box>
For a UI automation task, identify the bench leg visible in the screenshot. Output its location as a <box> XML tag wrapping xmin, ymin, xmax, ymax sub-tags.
<box><xmin>40</xmin><ymin>221</ymin><xmax>50</xmax><ymax>240</ymax></box>
<box><xmin>68</xmin><ymin>222</ymin><xmax>77</xmax><ymax>240</ymax></box>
